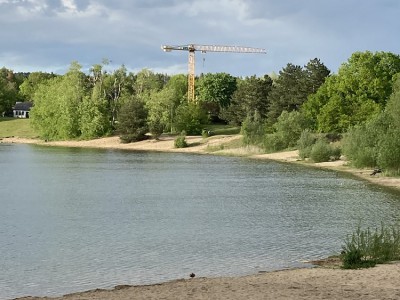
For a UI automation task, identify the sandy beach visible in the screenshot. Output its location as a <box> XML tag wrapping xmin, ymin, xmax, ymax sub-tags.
<box><xmin>3</xmin><ymin>135</ymin><xmax>400</xmax><ymax>300</ymax></box>
<box><xmin>15</xmin><ymin>262</ymin><xmax>400</xmax><ymax>300</ymax></box>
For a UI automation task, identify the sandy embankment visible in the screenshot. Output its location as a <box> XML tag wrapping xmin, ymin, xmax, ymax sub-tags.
<box><xmin>1</xmin><ymin>135</ymin><xmax>239</xmax><ymax>153</ymax></box>
<box><xmin>4</xmin><ymin>135</ymin><xmax>400</xmax><ymax>299</ymax></box>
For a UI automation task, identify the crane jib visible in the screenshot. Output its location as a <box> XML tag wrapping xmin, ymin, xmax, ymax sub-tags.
<box><xmin>162</xmin><ymin>44</ymin><xmax>266</xmax><ymax>53</ymax></box>
<box><xmin>161</xmin><ymin>43</ymin><xmax>266</xmax><ymax>101</ymax></box>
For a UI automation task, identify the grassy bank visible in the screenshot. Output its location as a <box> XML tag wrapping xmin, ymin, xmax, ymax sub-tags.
<box><xmin>0</xmin><ymin>118</ymin><xmax>37</xmax><ymax>138</ymax></box>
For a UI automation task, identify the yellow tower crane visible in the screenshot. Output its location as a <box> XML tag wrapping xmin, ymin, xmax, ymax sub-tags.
<box><xmin>161</xmin><ymin>44</ymin><xmax>266</xmax><ymax>101</ymax></box>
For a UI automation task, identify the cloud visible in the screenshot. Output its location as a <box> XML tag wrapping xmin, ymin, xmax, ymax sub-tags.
<box><xmin>0</xmin><ymin>0</ymin><xmax>399</xmax><ymax>75</ymax></box>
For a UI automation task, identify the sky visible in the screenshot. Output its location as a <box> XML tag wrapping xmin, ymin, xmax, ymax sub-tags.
<box><xmin>0</xmin><ymin>0</ymin><xmax>399</xmax><ymax>77</ymax></box>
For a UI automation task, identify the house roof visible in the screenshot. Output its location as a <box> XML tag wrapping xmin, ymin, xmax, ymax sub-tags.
<box><xmin>13</xmin><ymin>102</ymin><xmax>33</xmax><ymax>111</ymax></box>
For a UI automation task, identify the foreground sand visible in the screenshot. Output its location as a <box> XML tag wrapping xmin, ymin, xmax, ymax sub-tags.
<box><xmin>3</xmin><ymin>135</ymin><xmax>400</xmax><ymax>299</ymax></box>
<box><xmin>16</xmin><ymin>262</ymin><xmax>400</xmax><ymax>300</ymax></box>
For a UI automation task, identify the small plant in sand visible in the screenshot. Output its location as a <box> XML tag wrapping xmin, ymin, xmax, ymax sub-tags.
<box><xmin>174</xmin><ymin>131</ymin><xmax>188</xmax><ymax>148</ymax></box>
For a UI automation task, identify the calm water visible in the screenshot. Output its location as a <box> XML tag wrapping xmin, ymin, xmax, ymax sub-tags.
<box><xmin>1</xmin><ymin>144</ymin><xmax>400</xmax><ymax>299</ymax></box>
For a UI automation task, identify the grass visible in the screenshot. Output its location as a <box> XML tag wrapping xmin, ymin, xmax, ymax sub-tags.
<box><xmin>205</xmin><ymin>137</ymin><xmax>263</xmax><ymax>156</ymax></box>
<box><xmin>202</xmin><ymin>124</ymin><xmax>241</xmax><ymax>135</ymax></box>
<box><xmin>0</xmin><ymin>118</ymin><xmax>38</xmax><ymax>138</ymax></box>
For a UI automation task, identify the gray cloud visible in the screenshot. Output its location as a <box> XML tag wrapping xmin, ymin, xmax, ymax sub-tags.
<box><xmin>0</xmin><ymin>0</ymin><xmax>399</xmax><ymax>75</ymax></box>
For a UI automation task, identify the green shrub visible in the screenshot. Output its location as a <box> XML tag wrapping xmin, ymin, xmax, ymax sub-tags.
<box><xmin>174</xmin><ymin>103</ymin><xmax>208</xmax><ymax>135</ymax></box>
<box><xmin>330</xmin><ymin>146</ymin><xmax>342</xmax><ymax>160</ymax></box>
<box><xmin>342</xmin><ymin>113</ymin><xmax>389</xmax><ymax>168</ymax></box>
<box><xmin>297</xmin><ymin>129</ymin><xmax>316</xmax><ymax>159</ymax></box>
<box><xmin>202</xmin><ymin>129</ymin><xmax>212</xmax><ymax>138</ymax></box>
<box><xmin>120</xmin><ymin>131</ymin><xmax>149</xmax><ymax>143</ymax></box>
<box><xmin>272</xmin><ymin>111</ymin><xmax>309</xmax><ymax>149</ymax></box>
<box><xmin>342</xmin><ymin>248</ymin><xmax>376</xmax><ymax>269</ymax></box>
<box><xmin>241</xmin><ymin>112</ymin><xmax>265</xmax><ymax>146</ymax></box>
<box><xmin>174</xmin><ymin>132</ymin><xmax>188</xmax><ymax>148</ymax></box>
<box><xmin>310</xmin><ymin>138</ymin><xmax>332</xmax><ymax>162</ymax></box>
<box><xmin>342</xmin><ymin>223</ymin><xmax>400</xmax><ymax>269</ymax></box>
<box><xmin>117</xmin><ymin>96</ymin><xmax>149</xmax><ymax>143</ymax></box>
<box><xmin>148</xmin><ymin>118</ymin><xmax>164</xmax><ymax>139</ymax></box>
<box><xmin>377</xmin><ymin>128</ymin><xmax>400</xmax><ymax>175</ymax></box>
<box><xmin>325</xmin><ymin>132</ymin><xmax>342</xmax><ymax>142</ymax></box>
<box><xmin>342</xmin><ymin>125</ymin><xmax>377</xmax><ymax>168</ymax></box>
<box><xmin>263</xmin><ymin>132</ymin><xmax>286</xmax><ymax>152</ymax></box>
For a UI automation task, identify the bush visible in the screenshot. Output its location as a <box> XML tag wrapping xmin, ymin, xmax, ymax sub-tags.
<box><xmin>342</xmin><ymin>249</ymin><xmax>376</xmax><ymax>269</ymax></box>
<box><xmin>148</xmin><ymin>118</ymin><xmax>164</xmax><ymax>139</ymax></box>
<box><xmin>263</xmin><ymin>132</ymin><xmax>286</xmax><ymax>152</ymax></box>
<box><xmin>174</xmin><ymin>103</ymin><xmax>208</xmax><ymax>135</ymax></box>
<box><xmin>342</xmin><ymin>125</ymin><xmax>377</xmax><ymax>168</ymax></box>
<box><xmin>330</xmin><ymin>146</ymin><xmax>342</xmax><ymax>161</ymax></box>
<box><xmin>341</xmin><ymin>223</ymin><xmax>400</xmax><ymax>269</ymax></box>
<box><xmin>272</xmin><ymin>111</ymin><xmax>309</xmax><ymax>149</ymax></box>
<box><xmin>342</xmin><ymin>113</ymin><xmax>389</xmax><ymax>168</ymax></box>
<box><xmin>241</xmin><ymin>112</ymin><xmax>265</xmax><ymax>146</ymax></box>
<box><xmin>297</xmin><ymin>129</ymin><xmax>316</xmax><ymax>159</ymax></box>
<box><xmin>325</xmin><ymin>132</ymin><xmax>342</xmax><ymax>142</ymax></box>
<box><xmin>117</xmin><ymin>96</ymin><xmax>148</xmax><ymax>142</ymax></box>
<box><xmin>202</xmin><ymin>129</ymin><xmax>212</xmax><ymax>138</ymax></box>
<box><xmin>174</xmin><ymin>132</ymin><xmax>188</xmax><ymax>148</ymax></box>
<box><xmin>310</xmin><ymin>138</ymin><xmax>333</xmax><ymax>162</ymax></box>
<box><xmin>120</xmin><ymin>131</ymin><xmax>149</xmax><ymax>143</ymax></box>
<box><xmin>377</xmin><ymin>128</ymin><xmax>400</xmax><ymax>175</ymax></box>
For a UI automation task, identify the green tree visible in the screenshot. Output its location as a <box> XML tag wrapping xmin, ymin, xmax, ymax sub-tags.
<box><xmin>196</xmin><ymin>72</ymin><xmax>237</xmax><ymax>118</ymax></box>
<box><xmin>0</xmin><ymin>67</ymin><xmax>21</xmax><ymax>116</ymax></box>
<box><xmin>267</xmin><ymin>63</ymin><xmax>307</xmax><ymax>124</ymax></box>
<box><xmin>268</xmin><ymin>59</ymin><xmax>330</xmax><ymax>125</ymax></box>
<box><xmin>19</xmin><ymin>72</ymin><xmax>57</xmax><ymax>101</ymax></box>
<box><xmin>134</xmin><ymin>68</ymin><xmax>167</xmax><ymax>99</ymax></box>
<box><xmin>302</xmin><ymin>75</ymin><xmax>337</xmax><ymax>130</ymax></box>
<box><xmin>222</xmin><ymin>75</ymin><xmax>273</xmax><ymax>124</ymax></box>
<box><xmin>303</xmin><ymin>51</ymin><xmax>400</xmax><ymax>133</ymax></box>
<box><xmin>79</xmin><ymin>83</ymin><xmax>112</xmax><ymax>139</ymax></box>
<box><xmin>385</xmin><ymin>73</ymin><xmax>400</xmax><ymax>128</ymax></box>
<box><xmin>174</xmin><ymin>103</ymin><xmax>208</xmax><ymax>135</ymax></box>
<box><xmin>31</xmin><ymin>62</ymin><xmax>88</xmax><ymax>140</ymax></box>
<box><xmin>117</xmin><ymin>96</ymin><xmax>148</xmax><ymax>143</ymax></box>
<box><xmin>78</xmin><ymin>62</ymin><xmax>118</xmax><ymax>138</ymax></box>
<box><xmin>304</xmin><ymin>58</ymin><xmax>330</xmax><ymax>94</ymax></box>
<box><xmin>102</xmin><ymin>65</ymin><xmax>130</xmax><ymax>127</ymax></box>
<box><xmin>146</xmin><ymin>74</ymin><xmax>187</xmax><ymax>136</ymax></box>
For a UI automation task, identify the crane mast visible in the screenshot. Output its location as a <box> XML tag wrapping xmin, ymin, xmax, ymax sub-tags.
<box><xmin>162</xmin><ymin>44</ymin><xmax>266</xmax><ymax>101</ymax></box>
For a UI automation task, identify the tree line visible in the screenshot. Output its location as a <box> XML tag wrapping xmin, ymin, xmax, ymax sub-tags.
<box><xmin>1</xmin><ymin>50</ymin><xmax>400</xmax><ymax>173</ymax></box>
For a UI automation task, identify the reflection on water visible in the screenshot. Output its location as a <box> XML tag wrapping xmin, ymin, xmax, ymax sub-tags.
<box><xmin>1</xmin><ymin>144</ymin><xmax>400</xmax><ymax>299</ymax></box>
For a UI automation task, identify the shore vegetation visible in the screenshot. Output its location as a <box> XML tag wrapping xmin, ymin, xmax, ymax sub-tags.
<box><xmin>342</xmin><ymin>223</ymin><xmax>400</xmax><ymax>269</ymax></box>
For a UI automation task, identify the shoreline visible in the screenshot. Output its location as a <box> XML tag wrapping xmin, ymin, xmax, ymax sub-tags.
<box><xmin>14</xmin><ymin>262</ymin><xmax>400</xmax><ymax>300</ymax></box>
<box><xmin>4</xmin><ymin>135</ymin><xmax>400</xmax><ymax>299</ymax></box>
<box><xmin>3</xmin><ymin>135</ymin><xmax>400</xmax><ymax>192</ymax></box>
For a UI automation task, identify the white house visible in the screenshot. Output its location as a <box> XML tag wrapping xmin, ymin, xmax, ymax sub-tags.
<box><xmin>13</xmin><ymin>102</ymin><xmax>33</xmax><ymax>118</ymax></box>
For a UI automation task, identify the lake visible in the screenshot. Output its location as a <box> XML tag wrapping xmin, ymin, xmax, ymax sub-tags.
<box><xmin>1</xmin><ymin>144</ymin><xmax>400</xmax><ymax>299</ymax></box>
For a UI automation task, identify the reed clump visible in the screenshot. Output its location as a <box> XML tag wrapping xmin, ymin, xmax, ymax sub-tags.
<box><xmin>341</xmin><ymin>223</ymin><xmax>400</xmax><ymax>269</ymax></box>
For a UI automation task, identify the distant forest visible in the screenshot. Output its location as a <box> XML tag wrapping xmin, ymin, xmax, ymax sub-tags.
<box><xmin>1</xmin><ymin>51</ymin><xmax>400</xmax><ymax>173</ymax></box>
